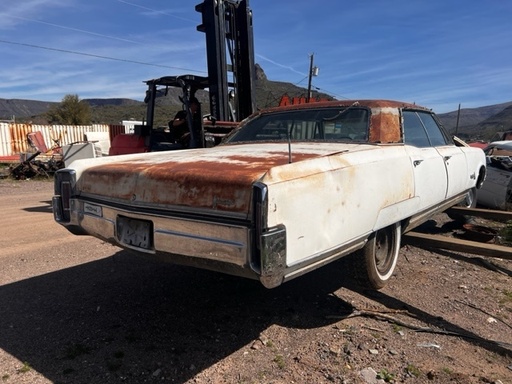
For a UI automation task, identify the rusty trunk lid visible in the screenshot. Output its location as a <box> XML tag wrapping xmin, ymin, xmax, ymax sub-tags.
<box><xmin>74</xmin><ymin>143</ymin><xmax>372</xmax><ymax>217</ymax></box>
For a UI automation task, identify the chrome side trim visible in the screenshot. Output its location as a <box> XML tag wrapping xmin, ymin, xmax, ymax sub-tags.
<box><xmin>403</xmin><ymin>192</ymin><xmax>467</xmax><ymax>233</ymax></box>
<box><xmin>282</xmin><ymin>235</ymin><xmax>368</xmax><ymax>283</ymax></box>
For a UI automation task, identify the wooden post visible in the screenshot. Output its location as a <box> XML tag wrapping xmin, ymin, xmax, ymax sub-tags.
<box><xmin>403</xmin><ymin>231</ymin><xmax>512</xmax><ymax>260</ymax></box>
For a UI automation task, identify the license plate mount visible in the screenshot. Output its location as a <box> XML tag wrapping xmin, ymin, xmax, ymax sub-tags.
<box><xmin>116</xmin><ymin>216</ymin><xmax>153</xmax><ymax>250</ymax></box>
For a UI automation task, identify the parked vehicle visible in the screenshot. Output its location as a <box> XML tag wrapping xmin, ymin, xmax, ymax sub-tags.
<box><xmin>477</xmin><ymin>141</ymin><xmax>512</xmax><ymax>210</ymax></box>
<box><xmin>53</xmin><ymin>100</ymin><xmax>486</xmax><ymax>289</ymax></box>
<box><xmin>109</xmin><ymin>0</ymin><xmax>255</xmax><ymax>155</ymax></box>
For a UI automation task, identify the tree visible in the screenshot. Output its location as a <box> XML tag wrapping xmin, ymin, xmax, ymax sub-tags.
<box><xmin>46</xmin><ymin>94</ymin><xmax>91</xmax><ymax>125</ymax></box>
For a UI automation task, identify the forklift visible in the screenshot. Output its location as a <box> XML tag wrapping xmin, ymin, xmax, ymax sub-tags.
<box><xmin>109</xmin><ymin>0</ymin><xmax>256</xmax><ymax>155</ymax></box>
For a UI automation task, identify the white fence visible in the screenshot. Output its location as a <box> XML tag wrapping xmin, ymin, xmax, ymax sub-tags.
<box><xmin>0</xmin><ymin>123</ymin><xmax>127</xmax><ymax>158</ymax></box>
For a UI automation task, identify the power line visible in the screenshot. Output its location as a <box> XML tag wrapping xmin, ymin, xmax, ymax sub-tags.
<box><xmin>3</xmin><ymin>6</ymin><xmax>343</xmax><ymax>96</ymax></box>
<box><xmin>4</xmin><ymin>4</ymin><xmax>311</xmax><ymax>84</ymax></box>
<box><xmin>295</xmin><ymin>74</ymin><xmax>349</xmax><ymax>100</ymax></box>
<box><xmin>314</xmin><ymin>86</ymin><xmax>350</xmax><ymax>100</ymax></box>
<box><xmin>294</xmin><ymin>75</ymin><xmax>308</xmax><ymax>86</ymax></box>
<box><xmin>5</xmin><ymin>15</ymin><xmax>143</xmax><ymax>45</ymax></box>
<box><xmin>0</xmin><ymin>39</ymin><xmax>206</xmax><ymax>74</ymax></box>
<box><xmin>0</xmin><ymin>38</ymin><xmax>349</xmax><ymax>101</ymax></box>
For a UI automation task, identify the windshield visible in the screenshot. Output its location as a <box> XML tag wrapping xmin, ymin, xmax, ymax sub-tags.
<box><xmin>226</xmin><ymin>107</ymin><xmax>369</xmax><ymax>143</ymax></box>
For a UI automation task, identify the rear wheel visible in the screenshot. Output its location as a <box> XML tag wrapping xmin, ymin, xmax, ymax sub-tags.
<box><xmin>461</xmin><ymin>187</ymin><xmax>477</xmax><ymax>208</ymax></box>
<box><xmin>447</xmin><ymin>187</ymin><xmax>477</xmax><ymax>222</ymax></box>
<box><xmin>351</xmin><ymin>223</ymin><xmax>401</xmax><ymax>290</ymax></box>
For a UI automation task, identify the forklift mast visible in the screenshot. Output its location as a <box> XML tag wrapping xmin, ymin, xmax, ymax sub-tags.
<box><xmin>196</xmin><ymin>0</ymin><xmax>256</xmax><ymax>122</ymax></box>
<box><xmin>111</xmin><ymin>0</ymin><xmax>257</xmax><ymax>154</ymax></box>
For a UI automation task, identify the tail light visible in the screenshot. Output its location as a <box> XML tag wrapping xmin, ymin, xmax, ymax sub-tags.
<box><xmin>53</xmin><ymin>169</ymin><xmax>76</xmax><ymax>222</ymax></box>
<box><xmin>251</xmin><ymin>182</ymin><xmax>287</xmax><ymax>288</ymax></box>
<box><xmin>252</xmin><ymin>182</ymin><xmax>268</xmax><ymax>252</ymax></box>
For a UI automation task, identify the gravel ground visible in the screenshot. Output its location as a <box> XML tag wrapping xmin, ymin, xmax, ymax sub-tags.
<box><xmin>0</xmin><ymin>178</ymin><xmax>511</xmax><ymax>384</ymax></box>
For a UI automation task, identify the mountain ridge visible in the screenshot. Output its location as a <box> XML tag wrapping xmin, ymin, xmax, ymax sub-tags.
<box><xmin>1</xmin><ymin>65</ymin><xmax>510</xmax><ymax>140</ymax></box>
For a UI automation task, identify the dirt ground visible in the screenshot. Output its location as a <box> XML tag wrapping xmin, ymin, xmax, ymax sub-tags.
<box><xmin>0</xmin><ymin>178</ymin><xmax>511</xmax><ymax>384</ymax></box>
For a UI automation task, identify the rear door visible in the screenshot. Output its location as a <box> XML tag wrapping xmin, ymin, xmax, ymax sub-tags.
<box><xmin>403</xmin><ymin>110</ymin><xmax>448</xmax><ymax>210</ymax></box>
<box><xmin>414</xmin><ymin>112</ymin><xmax>468</xmax><ymax>198</ymax></box>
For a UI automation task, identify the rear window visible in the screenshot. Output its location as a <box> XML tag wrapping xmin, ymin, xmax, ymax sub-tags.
<box><xmin>226</xmin><ymin>107</ymin><xmax>369</xmax><ymax>143</ymax></box>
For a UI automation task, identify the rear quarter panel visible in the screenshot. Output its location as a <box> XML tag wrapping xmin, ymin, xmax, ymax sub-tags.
<box><xmin>460</xmin><ymin>146</ymin><xmax>487</xmax><ymax>189</ymax></box>
<box><xmin>261</xmin><ymin>145</ymin><xmax>414</xmax><ymax>266</ymax></box>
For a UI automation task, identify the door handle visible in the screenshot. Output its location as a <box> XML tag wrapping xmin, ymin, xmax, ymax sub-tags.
<box><xmin>413</xmin><ymin>160</ymin><xmax>423</xmax><ymax>167</ymax></box>
<box><xmin>444</xmin><ymin>155</ymin><xmax>452</xmax><ymax>161</ymax></box>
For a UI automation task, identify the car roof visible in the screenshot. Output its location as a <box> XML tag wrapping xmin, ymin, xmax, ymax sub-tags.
<box><xmin>258</xmin><ymin>99</ymin><xmax>431</xmax><ymax>114</ymax></box>
<box><xmin>485</xmin><ymin>140</ymin><xmax>512</xmax><ymax>149</ymax></box>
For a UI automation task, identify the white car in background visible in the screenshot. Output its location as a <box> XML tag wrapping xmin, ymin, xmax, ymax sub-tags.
<box><xmin>477</xmin><ymin>141</ymin><xmax>512</xmax><ymax>210</ymax></box>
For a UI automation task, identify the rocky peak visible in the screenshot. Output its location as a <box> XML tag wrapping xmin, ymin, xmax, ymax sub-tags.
<box><xmin>255</xmin><ymin>63</ymin><xmax>267</xmax><ymax>81</ymax></box>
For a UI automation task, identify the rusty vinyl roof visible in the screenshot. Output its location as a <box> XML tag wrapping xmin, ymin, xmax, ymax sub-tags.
<box><xmin>257</xmin><ymin>99</ymin><xmax>431</xmax><ymax>114</ymax></box>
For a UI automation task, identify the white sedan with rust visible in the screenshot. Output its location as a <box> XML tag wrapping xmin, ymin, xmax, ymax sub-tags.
<box><xmin>53</xmin><ymin>100</ymin><xmax>486</xmax><ymax>289</ymax></box>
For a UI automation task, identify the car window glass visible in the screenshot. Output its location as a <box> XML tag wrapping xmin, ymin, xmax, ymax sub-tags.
<box><xmin>403</xmin><ymin>111</ymin><xmax>430</xmax><ymax>148</ymax></box>
<box><xmin>417</xmin><ymin>112</ymin><xmax>448</xmax><ymax>146</ymax></box>
<box><xmin>227</xmin><ymin>108</ymin><xmax>369</xmax><ymax>143</ymax></box>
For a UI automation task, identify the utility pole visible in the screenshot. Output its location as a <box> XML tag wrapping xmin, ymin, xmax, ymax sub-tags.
<box><xmin>306</xmin><ymin>54</ymin><xmax>319</xmax><ymax>102</ymax></box>
<box><xmin>455</xmin><ymin>103</ymin><xmax>461</xmax><ymax>135</ymax></box>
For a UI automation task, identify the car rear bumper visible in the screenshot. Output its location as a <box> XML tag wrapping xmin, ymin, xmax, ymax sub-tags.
<box><xmin>54</xmin><ymin>197</ymin><xmax>253</xmax><ymax>267</ymax></box>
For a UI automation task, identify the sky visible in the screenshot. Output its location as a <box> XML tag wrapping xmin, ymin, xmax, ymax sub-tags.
<box><xmin>0</xmin><ymin>0</ymin><xmax>511</xmax><ymax>114</ymax></box>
